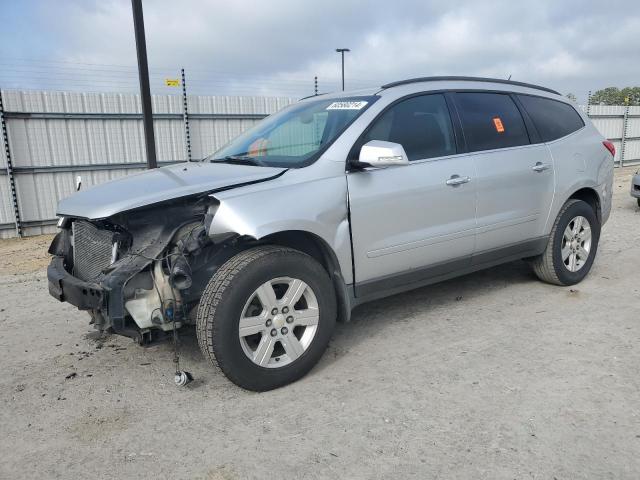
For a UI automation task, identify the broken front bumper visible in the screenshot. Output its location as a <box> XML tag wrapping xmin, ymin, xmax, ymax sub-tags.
<box><xmin>48</xmin><ymin>256</ymin><xmax>104</xmax><ymax>310</ymax></box>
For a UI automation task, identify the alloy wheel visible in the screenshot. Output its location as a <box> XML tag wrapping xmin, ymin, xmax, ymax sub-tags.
<box><xmin>238</xmin><ymin>277</ymin><xmax>319</xmax><ymax>368</ymax></box>
<box><xmin>561</xmin><ymin>215</ymin><xmax>592</xmax><ymax>272</ymax></box>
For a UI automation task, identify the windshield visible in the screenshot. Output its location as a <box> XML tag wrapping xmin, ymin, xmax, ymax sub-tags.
<box><xmin>206</xmin><ymin>96</ymin><xmax>377</xmax><ymax>168</ymax></box>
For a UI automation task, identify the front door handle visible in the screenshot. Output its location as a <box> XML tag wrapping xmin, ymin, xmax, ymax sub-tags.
<box><xmin>532</xmin><ymin>162</ymin><xmax>551</xmax><ymax>172</ymax></box>
<box><xmin>446</xmin><ymin>174</ymin><xmax>471</xmax><ymax>186</ymax></box>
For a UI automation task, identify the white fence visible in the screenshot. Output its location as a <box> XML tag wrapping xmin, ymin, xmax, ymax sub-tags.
<box><xmin>1</xmin><ymin>89</ymin><xmax>638</xmax><ymax>238</ymax></box>
<box><xmin>581</xmin><ymin>104</ymin><xmax>640</xmax><ymax>167</ymax></box>
<box><xmin>0</xmin><ymin>90</ymin><xmax>295</xmax><ymax>238</ymax></box>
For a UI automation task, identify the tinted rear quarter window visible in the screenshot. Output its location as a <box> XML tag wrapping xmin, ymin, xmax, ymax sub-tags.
<box><xmin>455</xmin><ymin>92</ymin><xmax>530</xmax><ymax>152</ymax></box>
<box><xmin>517</xmin><ymin>94</ymin><xmax>584</xmax><ymax>142</ymax></box>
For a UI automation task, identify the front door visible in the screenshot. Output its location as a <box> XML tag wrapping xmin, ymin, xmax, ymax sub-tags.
<box><xmin>347</xmin><ymin>93</ymin><xmax>477</xmax><ymax>296</ymax></box>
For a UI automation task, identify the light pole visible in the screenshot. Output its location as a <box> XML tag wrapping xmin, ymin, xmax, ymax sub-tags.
<box><xmin>335</xmin><ymin>48</ymin><xmax>350</xmax><ymax>91</ymax></box>
<box><xmin>131</xmin><ymin>0</ymin><xmax>157</xmax><ymax>169</ymax></box>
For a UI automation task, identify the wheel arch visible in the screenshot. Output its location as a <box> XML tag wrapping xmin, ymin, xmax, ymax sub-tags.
<box><xmin>568</xmin><ymin>187</ymin><xmax>602</xmax><ymax>223</ymax></box>
<box><xmin>547</xmin><ymin>182</ymin><xmax>602</xmax><ymax>236</ymax></box>
<box><xmin>255</xmin><ymin>230</ymin><xmax>352</xmax><ymax>323</ymax></box>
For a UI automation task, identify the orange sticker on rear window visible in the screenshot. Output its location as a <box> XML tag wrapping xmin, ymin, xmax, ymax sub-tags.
<box><xmin>493</xmin><ymin>117</ymin><xmax>505</xmax><ymax>133</ymax></box>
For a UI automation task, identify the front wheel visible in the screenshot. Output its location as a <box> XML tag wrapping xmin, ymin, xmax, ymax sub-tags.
<box><xmin>531</xmin><ymin>199</ymin><xmax>600</xmax><ymax>286</ymax></box>
<box><xmin>196</xmin><ymin>246</ymin><xmax>336</xmax><ymax>391</ymax></box>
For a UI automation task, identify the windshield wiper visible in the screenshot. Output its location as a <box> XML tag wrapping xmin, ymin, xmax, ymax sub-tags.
<box><xmin>210</xmin><ymin>155</ymin><xmax>263</xmax><ymax>166</ymax></box>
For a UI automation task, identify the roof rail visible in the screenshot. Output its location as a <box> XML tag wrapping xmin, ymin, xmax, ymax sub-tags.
<box><xmin>381</xmin><ymin>76</ymin><xmax>561</xmax><ymax>95</ymax></box>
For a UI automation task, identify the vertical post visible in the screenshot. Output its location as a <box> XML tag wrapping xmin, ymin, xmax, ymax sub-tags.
<box><xmin>181</xmin><ymin>68</ymin><xmax>192</xmax><ymax>162</ymax></box>
<box><xmin>620</xmin><ymin>105</ymin><xmax>630</xmax><ymax>168</ymax></box>
<box><xmin>314</xmin><ymin>76</ymin><xmax>318</xmax><ymax>96</ymax></box>
<box><xmin>586</xmin><ymin>90</ymin><xmax>592</xmax><ymax>117</ymax></box>
<box><xmin>131</xmin><ymin>0</ymin><xmax>157</xmax><ymax>169</ymax></box>
<box><xmin>0</xmin><ymin>89</ymin><xmax>22</xmax><ymax>237</ymax></box>
<box><xmin>335</xmin><ymin>48</ymin><xmax>350</xmax><ymax>91</ymax></box>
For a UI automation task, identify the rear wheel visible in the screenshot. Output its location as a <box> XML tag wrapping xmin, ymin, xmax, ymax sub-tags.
<box><xmin>196</xmin><ymin>246</ymin><xmax>336</xmax><ymax>391</ymax></box>
<box><xmin>531</xmin><ymin>199</ymin><xmax>600</xmax><ymax>286</ymax></box>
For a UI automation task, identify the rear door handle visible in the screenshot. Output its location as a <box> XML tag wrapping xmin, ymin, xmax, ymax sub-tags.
<box><xmin>446</xmin><ymin>174</ymin><xmax>471</xmax><ymax>186</ymax></box>
<box><xmin>532</xmin><ymin>162</ymin><xmax>551</xmax><ymax>172</ymax></box>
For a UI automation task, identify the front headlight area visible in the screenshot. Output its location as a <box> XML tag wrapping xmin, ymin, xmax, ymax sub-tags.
<box><xmin>51</xmin><ymin>195</ymin><xmax>224</xmax><ymax>342</ymax></box>
<box><xmin>123</xmin><ymin>220</ymin><xmax>211</xmax><ymax>333</ymax></box>
<box><xmin>124</xmin><ymin>260</ymin><xmax>181</xmax><ymax>332</ymax></box>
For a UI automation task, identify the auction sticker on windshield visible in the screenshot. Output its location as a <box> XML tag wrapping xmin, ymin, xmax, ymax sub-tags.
<box><xmin>326</xmin><ymin>101</ymin><xmax>368</xmax><ymax>110</ymax></box>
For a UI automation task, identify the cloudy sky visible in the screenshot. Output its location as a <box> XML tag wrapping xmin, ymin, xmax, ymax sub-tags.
<box><xmin>1</xmin><ymin>0</ymin><xmax>638</xmax><ymax>102</ymax></box>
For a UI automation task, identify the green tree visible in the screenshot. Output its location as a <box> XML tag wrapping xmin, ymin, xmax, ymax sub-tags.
<box><xmin>590</xmin><ymin>87</ymin><xmax>640</xmax><ymax>106</ymax></box>
<box><xmin>620</xmin><ymin>87</ymin><xmax>640</xmax><ymax>105</ymax></box>
<box><xmin>566</xmin><ymin>93</ymin><xmax>577</xmax><ymax>102</ymax></box>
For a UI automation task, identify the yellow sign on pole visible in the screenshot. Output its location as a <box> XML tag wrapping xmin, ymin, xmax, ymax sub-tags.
<box><xmin>165</xmin><ymin>78</ymin><xmax>180</xmax><ymax>87</ymax></box>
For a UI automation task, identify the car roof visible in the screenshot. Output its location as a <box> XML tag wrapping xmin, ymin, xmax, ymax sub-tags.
<box><xmin>300</xmin><ymin>76</ymin><xmax>563</xmax><ymax>102</ymax></box>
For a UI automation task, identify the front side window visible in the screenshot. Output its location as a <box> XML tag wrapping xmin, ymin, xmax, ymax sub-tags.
<box><xmin>517</xmin><ymin>94</ymin><xmax>585</xmax><ymax>142</ymax></box>
<box><xmin>358</xmin><ymin>93</ymin><xmax>456</xmax><ymax>161</ymax></box>
<box><xmin>455</xmin><ymin>92</ymin><xmax>530</xmax><ymax>152</ymax></box>
<box><xmin>208</xmin><ymin>96</ymin><xmax>377</xmax><ymax>168</ymax></box>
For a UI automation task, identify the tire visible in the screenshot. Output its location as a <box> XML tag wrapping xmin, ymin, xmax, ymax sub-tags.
<box><xmin>196</xmin><ymin>245</ymin><xmax>336</xmax><ymax>391</ymax></box>
<box><xmin>531</xmin><ymin>199</ymin><xmax>600</xmax><ymax>286</ymax></box>
<box><xmin>637</xmin><ymin>198</ymin><xmax>640</xmax><ymax>208</ymax></box>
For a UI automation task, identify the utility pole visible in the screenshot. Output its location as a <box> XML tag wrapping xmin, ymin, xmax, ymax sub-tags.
<box><xmin>335</xmin><ymin>48</ymin><xmax>350</xmax><ymax>91</ymax></box>
<box><xmin>131</xmin><ymin>0</ymin><xmax>157</xmax><ymax>169</ymax></box>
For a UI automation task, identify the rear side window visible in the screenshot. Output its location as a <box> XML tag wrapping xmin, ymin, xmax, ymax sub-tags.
<box><xmin>517</xmin><ymin>95</ymin><xmax>584</xmax><ymax>142</ymax></box>
<box><xmin>455</xmin><ymin>92</ymin><xmax>530</xmax><ymax>152</ymax></box>
<box><xmin>360</xmin><ymin>93</ymin><xmax>456</xmax><ymax>161</ymax></box>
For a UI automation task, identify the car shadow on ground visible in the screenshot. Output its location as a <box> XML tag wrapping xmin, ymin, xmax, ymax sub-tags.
<box><xmin>314</xmin><ymin>259</ymin><xmax>540</xmax><ymax>371</ymax></box>
<box><xmin>170</xmin><ymin>259</ymin><xmax>539</xmax><ymax>375</ymax></box>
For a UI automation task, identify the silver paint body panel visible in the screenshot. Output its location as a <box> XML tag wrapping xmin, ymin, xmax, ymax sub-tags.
<box><xmin>472</xmin><ymin>142</ymin><xmax>555</xmax><ymax>253</ymax></box>
<box><xmin>56</xmin><ymin>162</ymin><xmax>286</xmax><ymax>219</ymax></box>
<box><xmin>347</xmin><ymin>154</ymin><xmax>476</xmax><ymax>283</ymax></box>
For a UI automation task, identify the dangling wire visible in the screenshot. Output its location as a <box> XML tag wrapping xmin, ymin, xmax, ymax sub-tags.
<box><xmin>146</xmin><ymin>224</ymin><xmax>201</xmax><ymax>387</ymax></box>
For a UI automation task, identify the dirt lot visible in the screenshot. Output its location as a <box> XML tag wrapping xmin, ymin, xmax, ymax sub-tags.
<box><xmin>1</xmin><ymin>167</ymin><xmax>639</xmax><ymax>480</ymax></box>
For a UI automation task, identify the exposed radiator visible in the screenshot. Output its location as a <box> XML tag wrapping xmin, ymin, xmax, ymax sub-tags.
<box><xmin>72</xmin><ymin>221</ymin><xmax>115</xmax><ymax>281</ymax></box>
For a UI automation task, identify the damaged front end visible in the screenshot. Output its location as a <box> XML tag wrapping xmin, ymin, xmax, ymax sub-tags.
<box><xmin>47</xmin><ymin>195</ymin><xmax>233</xmax><ymax>344</ymax></box>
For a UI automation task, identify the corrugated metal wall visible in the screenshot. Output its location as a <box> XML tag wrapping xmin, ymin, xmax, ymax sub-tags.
<box><xmin>0</xmin><ymin>90</ymin><xmax>295</xmax><ymax>238</ymax></box>
<box><xmin>1</xmin><ymin>89</ymin><xmax>639</xmax><ymax>239</ymax></box>
<box><xmin>583</xmin><ymin>105</ymin><xmax>640</xmax><ymax>166</ymax></box>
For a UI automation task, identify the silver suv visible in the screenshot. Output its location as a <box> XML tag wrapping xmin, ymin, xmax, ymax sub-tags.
<box><xmin>48</xmin><ymin>77</ymin><xmax>614</xmax><ymax>390</ymax></box>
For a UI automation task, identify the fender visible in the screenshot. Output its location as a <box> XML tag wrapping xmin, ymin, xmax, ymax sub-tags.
<box><xmin>544</xmin><ymin>131</ymin><xmax>613</xmax><ymax>234</ymax></box>
<box><xmin>206</xmin><ymin>175</ymin><xmax>354</xmax><ymax>285</ymax></box>
<box><xmin>546</xmin><ymin>178</ymin><xmax>595</xmax><ymax>224</ymax></box>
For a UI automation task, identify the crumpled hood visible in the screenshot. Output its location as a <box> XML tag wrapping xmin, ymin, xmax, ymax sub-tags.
<box><xmin>57</xmin><ymin>162</ymin><xmax>286</xmax><ymax>219</ymax></box>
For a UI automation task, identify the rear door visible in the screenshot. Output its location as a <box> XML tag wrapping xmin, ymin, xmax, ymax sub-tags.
<box><xmin>453</xmin><ymin>92</ymin><xmax>555</xmax><ymax>258</ymax></box>
<box><xmin>347</xmin><ymin>93</ymin><xmax>477</xmax><ymax>295</ymax></box>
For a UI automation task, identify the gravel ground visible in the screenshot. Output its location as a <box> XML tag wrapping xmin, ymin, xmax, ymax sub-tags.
<box><xmin>1</xmin><ymin>167</ymin><xmax>639</xmax><ymax>480</ymax></box>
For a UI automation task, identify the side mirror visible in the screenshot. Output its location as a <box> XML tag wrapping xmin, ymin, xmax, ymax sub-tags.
<box><xmin>356</xmin><ymin>140</ymin><xmax>409</xmax><ymax>168</ymax></box>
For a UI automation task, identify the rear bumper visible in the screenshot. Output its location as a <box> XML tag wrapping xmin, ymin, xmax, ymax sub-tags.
<box><xmin>47</xmin><ymin>256</ymin><xmax>105</xmax><ymax>310</ymax></box>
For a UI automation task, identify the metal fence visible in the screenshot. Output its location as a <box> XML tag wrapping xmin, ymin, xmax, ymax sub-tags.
<box><xmin>1</xmin><ymin>89</ymin><xmax>639</xmax><ymax>239</ymax></box>
<box><xmin>582</xmin><ymin>104</ymin><xmax>640</xmax><ymax>167</ymax></box>
<box><xmin>0</xmin><ymin>89</ymin><xmax>295</xmax><ymax>238</ymax></box>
